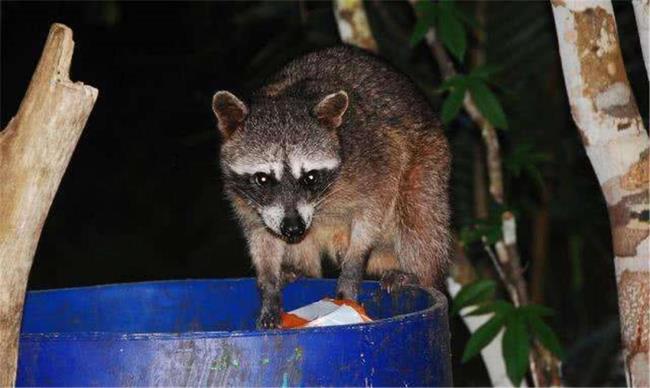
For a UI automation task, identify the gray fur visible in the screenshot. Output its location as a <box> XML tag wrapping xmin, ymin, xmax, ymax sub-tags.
<box><xmin>213</xmin><ymin>46</ymin><xmax>451</xmax><ymax>329</ymax></box>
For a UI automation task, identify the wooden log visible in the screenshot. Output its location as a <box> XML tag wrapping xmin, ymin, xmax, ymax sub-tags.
<box><xmin>0</xmin><ymin>23</ymin><xmax>98</xmax><ymax>386</ymax></box>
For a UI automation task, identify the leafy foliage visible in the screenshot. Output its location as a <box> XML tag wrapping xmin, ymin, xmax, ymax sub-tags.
<box><xmin>437</xmin><ymin>0</ymin><xmax>466</xmax><ymax>62</ymax></box>
<box><xmin>403</xmin><ymin>0</ymin><xmax>637</xmax><ymax>385</ymax></box>
<box><xmin>459</xmin><ymin>208</ymin><xmax>503</xmax><ymax>246</ymax></box>
<box><xmin>462</xmin><ymin>313</ymin><xmax>505</xmax><ymax>362</ymax></box>
<box><xmin>451</xmin><ymin>279</ymin><xmax>496</xmax><ymax>316</ymax></box>
<box><xmin>504</xmin><ymin>142</ymin><xmax>551</xmax><ymax>189</ymax></box>
<box><xmin>453</xmin><ymin>292</ymin><xmax>566</xmax><ymax>386</ymax></box>
<box><xmin>466</xmin><ymin>78</ymin><xmax>508</xmax><ymax>129</ymax></box>
<box><xmin>410</xmin><ymin>0</ymin><xmax>468</xmax><ymax>62</ymax></box>
<box><xmin>503</xmin><ymin>312</ymin><xmax>530</xmax><ymax>385</ymax></box>
<box><xmin>441</xmin><ymin>84</ymin><xmax>465</xmax><ymax>124</ymax></box>
<box><xmin>438</xmin><ymin>69</ymin><xmax>508</xmax><ymax>129</ymax></box>
<box><xmin>410</xmin><ymin>0</ymin><xmax>436</xmax><ymax>47</ymax></box>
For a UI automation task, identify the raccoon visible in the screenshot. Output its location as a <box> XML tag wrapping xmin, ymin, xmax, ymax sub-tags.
<box><xmin>212</xmin><ymin>46</ymin><xmax>451</xmax><ymax>329</ymax></box>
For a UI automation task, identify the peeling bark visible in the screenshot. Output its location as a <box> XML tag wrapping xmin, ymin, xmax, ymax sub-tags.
<box><xmin>333</xmin><ymin>0</ymin><xmax>378</xmax><ymax>53</ymax></box>
<box><xmin>551</xmin><ymin>1</ymin><xmax>650</xmax><ymax>386</ymax></box>
<box><xmin>473</xmin><ymin>144</ymin><xmax>489</xmax><ymax>220</ymax></box>
<box><xmin>0</xmin><ymin>24</ymin><xmax>97</xmax><ymax>386</ymax></box>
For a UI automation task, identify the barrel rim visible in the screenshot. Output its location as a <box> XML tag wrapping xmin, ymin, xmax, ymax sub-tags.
<box><xmin>20</xmin><ymin>278</ymin><xmax>448</xmax><ymax>341</ymax></box>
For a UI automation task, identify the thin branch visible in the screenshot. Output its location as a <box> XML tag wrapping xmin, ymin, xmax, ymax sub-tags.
<box><xmin>426</xmin><ymin>31</ymin><xmax>505</xmax><ymax>204</ymax></box>
<box><xmin>411</xmin><ymin>1</ymin><xmax>562</xmax><ymax>385</ymax></box>
<box><xmin>474</xmin><ymin>144</ymin><xmax>490</xmax><ymax>220</ymax></box>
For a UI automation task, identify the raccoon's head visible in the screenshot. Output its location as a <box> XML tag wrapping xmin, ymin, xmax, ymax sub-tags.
<box><xmin>212</xmin><ymin>89</ymin><xmax>348</xmax><ymax>243</ymax></box>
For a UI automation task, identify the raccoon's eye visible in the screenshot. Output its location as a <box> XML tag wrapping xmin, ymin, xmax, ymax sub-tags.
<box><xmin>300</xmin><ymin>170</ymin><xmax>320</xmax><ymax>187</ymax></box>
<box><xmin>253</xmin><ymin>172</ymin><xmax>272</xmax><ymax>187</ymax></box>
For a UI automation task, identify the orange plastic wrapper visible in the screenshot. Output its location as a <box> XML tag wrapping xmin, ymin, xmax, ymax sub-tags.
<box><xmin>280</xmin><ymin>298</ymin><xmax>372</xmax><ymax>329</ymax></box>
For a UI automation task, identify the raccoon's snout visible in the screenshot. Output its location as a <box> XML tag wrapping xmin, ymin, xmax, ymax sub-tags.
<box><xmin>280</xmin><ymin>216</ymin><xmax>306</xmax><ymax>243</ymax></box>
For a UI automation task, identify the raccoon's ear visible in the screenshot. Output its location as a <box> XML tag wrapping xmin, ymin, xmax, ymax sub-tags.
<box><xmin>313</xmin><ymin>91</ymin><xmax>349</xmax><ymax>129</ymax></box>
<box><xmin>212</xmin><ymin>91</ymin><xmax>248</xmax><ymax>138</ymax></box>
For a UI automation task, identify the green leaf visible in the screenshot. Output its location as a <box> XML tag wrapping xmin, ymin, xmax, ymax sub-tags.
<box><xmin>528</xmin><ymin>315</ymin><xmax>566</xmax><ymax>360</ymax></box>
<box><xmin>459</xmin><ymin>213</ymin><xmax>504</xmax><ymax>246</ymax></box>
<box><xmin>438</xmin><ymin>74</ymin><xmax>467</xmax><ymax>92</ymax></box>
<box><xmin>482</xmin><ymin>223</ymin><xmax>503</xmax><ymax>244</ymax></box>
<box><xmin>465</xmin><ymin>300</ymin><xmax>515</xmax><ymax>317</ymax></box>
<box><xmin>502</xmin><ymin>313</ymin><xmax>530</xmax><ymax>386</ymax></box>
<box><xmin>410</xmin><ymin>1</ymin><xmax>437</xmax><ymax>47</ymax></box>
<box><xmin>467</xmin><ymin>79</ymin><xmax>508</xmax><ymax>129</ymax></box>
<box><xmin>414</xmin><ymin>0</ymin><xmax>436</xmax><ymax>15</ymax></box>
<box><xmin>462</xmin><ymin>313</ymin><xmax>505</xmax><ymax>362</ymax></box>
<box><xmin>519</xmin><ymin>304</ymin><xmax>555</xmax><ymax>318</ymax></box>
<box><xmin>470</xmin><ymin>64</ymin><xmax>502</xmax><ymax>80</ymax></box>
<box><xmin>441</xmin><ymin>86</ymin><xmax>466</xmax><ymax>124</ymax></box>
<box><xmin>451</xmin><ymin>279</ymin><xmax>496</xmax><ymax>316</ymax></box>
<box><xmin>437</xmin><ymin>0</ymin><xmax>455</xmax><ymax>16</ymax></box>
<box><xmin>503</xmin><ymin>142</ymin><xmax>550</xmax><ymax>189</ymax></box>
<box><xmin>437</xmin><ymin>2</ymin><xmax>466</xmax><ymax>62</ymax></box>
<box><xmin>410</xmin><ymin>19</ymin><xmax>431</xmax><ymax>47</ymax></box>
<box><xmin>464</xmin><ymin>303</ymin><xmax>494</xmax><ymax>317</ymax></box>
<box><xmin>503</xmin><ymin>142</ymin><xmax>551</xmax><ymax>177</ymax></box>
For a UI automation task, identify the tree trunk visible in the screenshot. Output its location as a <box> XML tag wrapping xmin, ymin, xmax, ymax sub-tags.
<box><xmin>550</xmin><ymin>1</ymin><xmax>649</xmax><ymax>386</ymax></box>
<box><xmin>0</xmin><ymin>23</ymin><xmax>98</xmax><ymax>386</ymax></box>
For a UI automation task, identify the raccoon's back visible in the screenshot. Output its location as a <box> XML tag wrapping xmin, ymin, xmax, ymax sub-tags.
<box><xmin>258</xmin><ymin>46</ymin><xmax>437</xmax><ymax>128</ymax></box>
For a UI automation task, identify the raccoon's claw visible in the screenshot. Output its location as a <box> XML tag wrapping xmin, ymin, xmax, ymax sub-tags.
<box><xmin>256</xmin><ymin>310</ymin><xmax>281</xmax><ymax>330</ymax></box>
<box><xmin>280</xmin><ymin>264</ymin><xmax>302</xmax><ymax>285</ymax></box>
<box><xmin>335</xmin><ymin>278</ymin><xmax>360</xmax><ymax>301</ymax></box>
<box><xmin>380</xmin><ymin>270</ymin><xmax>419</xmax><ymax>294</ymax></box>
<box><xmin>281</xmin><ymin>270</ymin><xmax>300</xmax><ymax>284</ymax></box>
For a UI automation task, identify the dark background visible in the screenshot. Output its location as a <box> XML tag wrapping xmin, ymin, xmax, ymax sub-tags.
<box><xmin>2</xmin><ymin>1</ymin><xmax>647</xmax><ymax>386</ymax></box>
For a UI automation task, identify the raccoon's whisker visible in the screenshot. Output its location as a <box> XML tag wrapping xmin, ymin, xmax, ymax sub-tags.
<box><xmin>318</xmin><ymin>180</ymin><xmax>339</xmax><ymax>195</ymax></box>
<box><xmin>234</xmin><ymin>190</ymin><xmax>263</xmax><ymax>208</ymax></box>
<box><xmin>313</xmin><ymin>191</ymin><xmax>334</xmax><ymax>207</ymax></box>
<box><xmin>316</xmin><ymin>186</ymin><xmax>340</xmax><ymax>201</ymax></box>
<box><xmin>313</xmin><ymin>187</ymin><xmax>343</xmax><ymax>208</ymax></box>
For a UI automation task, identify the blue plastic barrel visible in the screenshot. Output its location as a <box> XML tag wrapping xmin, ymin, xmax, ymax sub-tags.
<box><xmin>18</xmin><ymin>278</ymin><xmax>451</xmax><ymax>386</ymax></box>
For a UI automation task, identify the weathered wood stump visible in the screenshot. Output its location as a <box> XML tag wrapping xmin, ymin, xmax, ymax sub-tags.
<box><xmin>0</xmin><ymin>23</ymin><xmax>97</xmax><ymax>386</ymax></box>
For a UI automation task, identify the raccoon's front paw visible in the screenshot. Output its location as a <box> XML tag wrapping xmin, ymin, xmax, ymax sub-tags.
<box><xmin>256</xmin><ymin>309</ymin><xmax>281</xmax><ymax>330</ymax></box>
<box><xmin>335</xmin><ymin>279</ymin><xmax>360</xmax><ymax>301</ymax></box>
<box><xmin>280</xmin><ymin>264</ymin><xmax>303</xmax><ymax>285</ymax></box>
<box><xmin>380</xmin><ymin>270</ymin><xmax>419</xmax><ymax>294</ymax></box>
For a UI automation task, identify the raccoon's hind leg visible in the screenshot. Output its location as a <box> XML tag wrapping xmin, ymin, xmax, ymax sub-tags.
<box><xmin>366</xmin><ymin>249</ymin><xmax>417</xmax><ymax>292</ymax></box>
<box><xmin>380</xmin><ymin>270</ymin><xmax>420</xmax><ymax>293</ymax></box>
<box><xmin>366</xmin><ymin>248</ymin><xmax>399</xmax><ymax>276</ymax></box>
<box><xmin>393</xmin><ymin>132</ymin><xmax>451</xmax><ymax>289</ymax></box>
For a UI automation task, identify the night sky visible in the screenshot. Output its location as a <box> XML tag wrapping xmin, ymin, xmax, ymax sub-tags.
<box><xmin>1</xmin><ymin>2</ymin><xmax>335</xmax><ymax>289</ymax></box>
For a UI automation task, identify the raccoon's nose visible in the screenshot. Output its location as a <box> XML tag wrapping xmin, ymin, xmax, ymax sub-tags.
<box><xmin>280</xmin><ymin>216</ymin><xmax>306</xmax><ymax>241</ymax></box>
